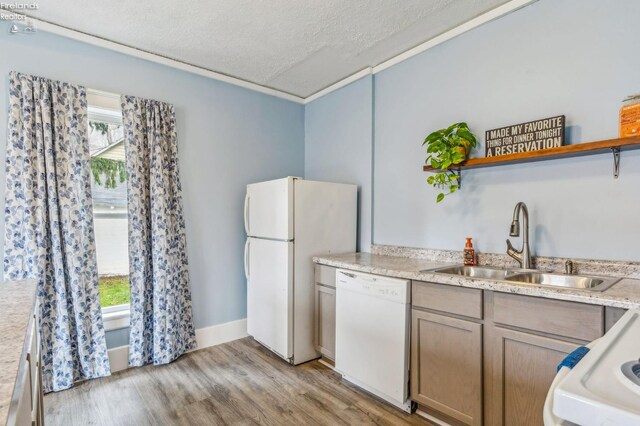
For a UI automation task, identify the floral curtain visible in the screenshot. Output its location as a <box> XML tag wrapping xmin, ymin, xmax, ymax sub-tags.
<box><xmin>121</xmin><ymin>95</ymin><xmax>196</xmax><ymax>367</ymax></box>
<box><xmin>4</xmin><ymin>71</ymin><xmax>111</xmax><ymax>392</ymax></box>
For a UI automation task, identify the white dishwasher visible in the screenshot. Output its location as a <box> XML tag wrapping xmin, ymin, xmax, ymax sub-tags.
<box><xmin>335</xmin><ymin>269</ymin><xmax>411</xmax><ymax>412</ymax></box>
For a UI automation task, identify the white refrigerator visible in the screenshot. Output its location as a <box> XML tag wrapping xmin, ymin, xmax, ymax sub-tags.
<box><xmin>244</xmin><ymin>176</ymin><xmax>357</xmax><ymax>365</ymax></box>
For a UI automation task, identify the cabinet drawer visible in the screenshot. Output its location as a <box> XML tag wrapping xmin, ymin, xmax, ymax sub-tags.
<box><xmin>493</xmin><ymin>293</ymin><xmax>603</xmax><ymax>341</ymax></box>
<box><xmin>315</xmin><ymin>264</ymin><xmax>337</xmax><ymax>288</ymax></box>
<box><xmin>412</xmin><ymin>281</ymin><xmax>483</xmax><ymax>319</ymax></box>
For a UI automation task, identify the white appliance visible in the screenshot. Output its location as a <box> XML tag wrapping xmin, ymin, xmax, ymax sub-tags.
<box><xmin>547</xmin><ymin>309</ymin><xmax>640</xmax><ymax>426</ymax></box>
<box><xmin>244</xmin><ymin>177</ymin><xmax>357</xmax><ymax>365</ymax></box>
<box><xmin>335</xmin><ymin>269</ymin><xmax>411</xmax><ymax>412</ymax></box>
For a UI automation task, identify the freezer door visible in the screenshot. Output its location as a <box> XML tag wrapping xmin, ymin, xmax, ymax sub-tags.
<box><xmin>246</xmin><ymin>237</ymin><xmax>294</xmax><ymax>359</ymax></box>
<box><xmin>245</xmin><ymin>177</ymin><xmax>294</xmax><ymax>240</ymax></box>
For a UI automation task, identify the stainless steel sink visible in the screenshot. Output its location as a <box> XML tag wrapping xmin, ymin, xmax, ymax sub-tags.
<box><xmin>427</xmin><ymin>265</ymin><xmax>517</xmax><ymax>280</ymax></box>
<box><xmin>425</xmin><ymin>264</ymin><xmax>620</xmax><ymax>292</ymax></box>
<box><xmin>506</xmin><ymin>272</ymin><xmax>620</xmax><ymax>292</ymax></box>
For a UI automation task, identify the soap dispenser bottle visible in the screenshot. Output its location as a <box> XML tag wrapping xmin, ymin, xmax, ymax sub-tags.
<box><xmin>464</xmin><ymin>238</ymin><xmax>476</xmax><ymax>266</ymax></box>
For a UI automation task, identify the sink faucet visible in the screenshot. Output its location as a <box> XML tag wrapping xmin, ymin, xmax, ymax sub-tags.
<box><xmin>565</xmin><ymin>260</ymin><xmax>575</xmax><ymax>275</ymax></box>
<box><xmin>506</xmin><ymin>202</ymin><xmax>532</xmax><ymax>269</ymax></box>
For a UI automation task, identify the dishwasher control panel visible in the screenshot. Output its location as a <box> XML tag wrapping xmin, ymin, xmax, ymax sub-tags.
<box><xmin>336</xmin><ymin>269</ymin><xmax>410</xmax><ymax>304</ymax></box>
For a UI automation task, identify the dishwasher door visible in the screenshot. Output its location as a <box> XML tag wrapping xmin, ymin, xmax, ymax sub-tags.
<box><xmin>335</xmin><ymin>269</ymin><xmax>411</xmax><ymax>412</ymax></box>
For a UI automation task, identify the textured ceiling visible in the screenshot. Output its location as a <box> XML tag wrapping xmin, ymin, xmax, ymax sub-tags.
<box><xmin>24</xmin><ymin>0</ymin><xmax>508</xmax><ymax>97</ymax></box>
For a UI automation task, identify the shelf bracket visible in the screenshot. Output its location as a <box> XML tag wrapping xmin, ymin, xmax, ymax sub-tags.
<box><xmin>612</xmin><ymin>147</ymin><xmax>621</xmax><ymax>179</ymax></box>
<box><xmin>454</xmin><ymin>168</ymin><xmax>461</xmax><ymax>189</ymax></box>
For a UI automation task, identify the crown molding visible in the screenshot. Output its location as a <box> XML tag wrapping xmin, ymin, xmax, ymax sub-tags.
<box><xmin>2</xmin><ymin>10</ymin><xmax>306</xmax><ymax>104</ymax></box>
<box><xmin>302</xmin><ymin>0</ymin><xmax>537</xmax><ymax>102</ymax></box>
<box><xmin>4</xmin><ymin>0</ymin><xmax>537</xmax><ymax>105</ymax></box>
<box><xmin>304</xmin><ymin>68</ymin><xmax>373</xmax><ymax>104</ymax></box>
<box><xmin>371</xmin><ymin>0</ymin><xmax>537</xmax><ymax>75</ymax></box>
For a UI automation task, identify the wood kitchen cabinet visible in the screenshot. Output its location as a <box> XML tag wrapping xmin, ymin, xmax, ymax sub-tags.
<box><xmin>485</xmin><ymin>326</ymin><xmax>578</xmax><ymax>426</ymax></box>
<box><xmin>411</xmin><ymin>281</ymin><xmax>483</xmax><ymax>426</ymax></box>
<box><xmin>483</xmin><ymin>292</ymin><xmax>604</xmax><ymax>426</ymax></box>
<box><xmin>411</xmin><ymin>309</ymin><xmax>483</xmax><ymax>426</ymax></box>
<box><xmin>315</xmin><ymin>268</ymin><xmax>614</xmax><ymax>426</ymax></box>
<box><xmin>8</xmin><ymin>304</ymin><xmax>44</xmax><ymax>426</ymax></box>
<box><xmin>315</xmin><ymin>284</ymin><xmax>336</xmax><ymax>360</ymax></box>
<box><xmin>605</xmin><ymin>306</ymin><xmax>627</xmax><ymax>331</ymax></box>
<box><xmin>410</xmin><ymin>283</ymin><xmax>608</xmax><ymax>426</ymax></box>
<box><xmin>314</xmin><ymin>265</ymin><xmax>337</xmax><ymax>360</ymax></box>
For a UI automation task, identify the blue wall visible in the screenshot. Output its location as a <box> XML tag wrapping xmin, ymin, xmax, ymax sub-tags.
<box><xmin>305</xmin><ymin>76</ymin><xmax>373</xmax><ymax>251</ymax></box>
<box><xmin>0</xmin><ymin>22</ymin><xmax>305</xmax><ymax>347</ymax></box>
<box><xmin>306</xmin><ymin>0</ymin><xmax>640</xmax><ymax>262</ymax></box>
<box><xmin>2</xmin><ymin>0</ymin><xmax>640</xmax><ymax>351</ymax></box>
<box><xmin>373</xmin><ymin>0</ymin><xmax>640</xmax><ymax>260</ymax></box>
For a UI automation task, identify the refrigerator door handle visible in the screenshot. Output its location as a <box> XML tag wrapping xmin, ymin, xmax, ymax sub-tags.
<box><xmin>244</xmin><ymin>238</ymin><xmax>250</xmax><ymax>280</ymax></box>
<box><xmin>244</xmin><ymin>193</ymin><xmax>250</xmax><ymax>235</ymax></box>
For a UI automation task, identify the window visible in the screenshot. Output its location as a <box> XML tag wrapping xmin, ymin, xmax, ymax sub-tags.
<box><xmin>88</xmin><ymin>90</ymin><xmax>130</xmax><ymax>330</ymax></box>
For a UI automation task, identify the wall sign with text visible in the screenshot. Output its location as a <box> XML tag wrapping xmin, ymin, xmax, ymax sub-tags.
<box><xmin>485</xmin><ymin>115</ymin><xmax>565</xmax><ymax>157</ymax></box>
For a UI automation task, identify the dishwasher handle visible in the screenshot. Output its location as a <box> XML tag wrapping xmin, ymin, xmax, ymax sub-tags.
<box><xmin>338</xmin><ymin>271</ymin><xmax>356</xmax><ymax>279</ymax></box>
<box><xmin>336</xmin><ymin>269</ymin><xmax>409</xmax><ymax>304</ymax></box>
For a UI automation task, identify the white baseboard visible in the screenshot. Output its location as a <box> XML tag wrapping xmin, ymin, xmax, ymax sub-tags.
<box><xmin>195</xmin><ymin>318</ymin><xmax>248</xmax><ymax>348</ymax></box>
<box><xmin>318</xmin><ymin>358</ymin><xmax>335</xmax><ymax>370</ymax></box>
<box><xmin>107</xmin><ymin>344</ymin><xmax>130</xmax><ymax>373</ymax></box>
<box><xmin>107</xmin><ymin>318</ymin><xmax>248</xmax><ymax>373</ymax></box>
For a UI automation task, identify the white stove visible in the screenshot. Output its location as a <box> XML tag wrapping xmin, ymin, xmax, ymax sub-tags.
<box><xmin>552</xmin><ymin>309</ymin><xmax>640</xmax><ymax>425</ymax></box>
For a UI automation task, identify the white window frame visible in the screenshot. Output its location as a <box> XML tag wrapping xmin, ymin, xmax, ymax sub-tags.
<box><xmin>102</xmin><ymin>304</ymin><xmax>130</xmax><ymax>331</ymax></box>
<box><xmin>87</xmin><ymin>89</ymin><xmax>122</xmax><ymax>124</ymax></box>
<box><xmin>88</xmin><ymin>89</ymin><xmax>130</xmax><ymax>331</ymax></box>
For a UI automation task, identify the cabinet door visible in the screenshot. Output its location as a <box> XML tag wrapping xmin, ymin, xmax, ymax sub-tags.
<box><xmin>485</xmin><ymin>326</ymin><xmax>578</xmax><ymax>426</ymax></box>
<box><xmin>30</xmin><ymin>316</ymin><xmax>39</xmax><ymax>423</ymax></box>
<box><xmin>14</xmin><ymin>354</ymin><xmax>32</xmax><ymax>426</ymax></box>
<box><xmin>411</xmin><ymin>310</ymin><xmax>482</xmax><ymax>426</ymax></box>
<box><xmin>315</xmin><ymin>284</ymin><xmax>336</xmax><ymax>360</ymax></box>
<box><xmin>33</xmin><ymin>313</ymin><xmax>44</xmax><ymax>426</ymax></box>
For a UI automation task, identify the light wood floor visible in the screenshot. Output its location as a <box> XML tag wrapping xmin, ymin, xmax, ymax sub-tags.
<box><xmin>45</xmin><ymin>337</ymin><xmax>434</xmax><ymax>426</ymax></box>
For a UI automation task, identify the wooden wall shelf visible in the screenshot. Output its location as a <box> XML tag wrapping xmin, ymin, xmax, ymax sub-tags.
<box><xmin>423</xmin><ymin>136</ymin><xmax>640</xmax><ymax>177</ymax></box>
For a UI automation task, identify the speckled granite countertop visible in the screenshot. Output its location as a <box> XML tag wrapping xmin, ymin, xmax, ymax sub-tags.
<box><xmin>313</xmin><ymin>253</ymin><xmax>640</xmax><ymax>309</ymax></box>
<box><xmin>0</xmin><ymin>281</ymin><xmax>37</xmax><ymax>425</ymax></box>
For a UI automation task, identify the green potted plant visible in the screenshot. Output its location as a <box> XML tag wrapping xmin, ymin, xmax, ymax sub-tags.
<box><xmin>423</xmin><ymin>122</ymin><xmax>477</xmax><ymax>202</ymax></box>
